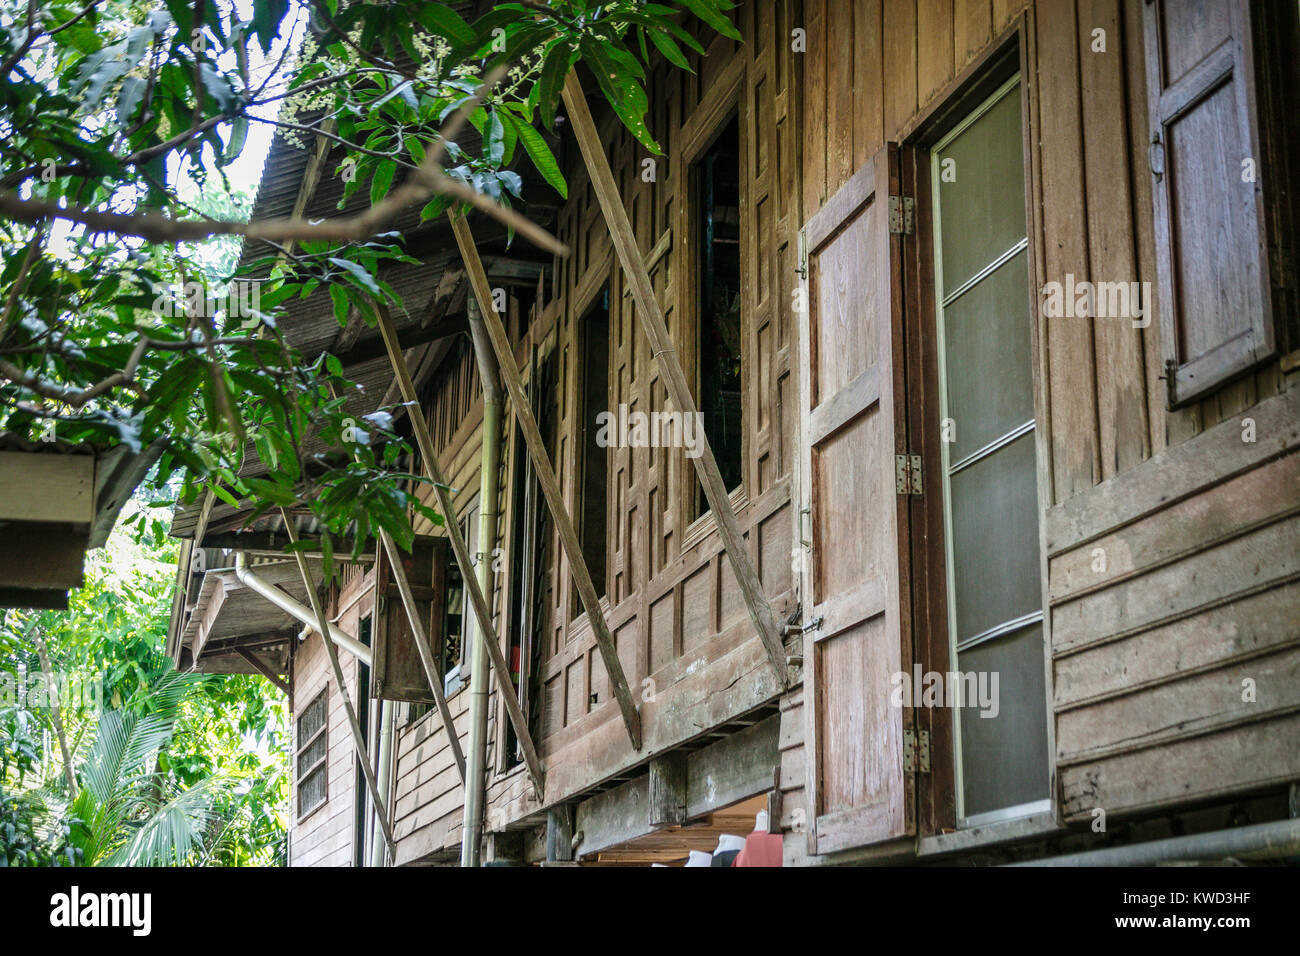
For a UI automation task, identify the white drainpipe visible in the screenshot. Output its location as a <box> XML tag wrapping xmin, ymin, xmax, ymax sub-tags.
<box><xmin>234</xmin><ymin>553</ymin><xmax>372</xmax><ymax>665</ymax></box>
<box><xmin>370</xmin><ymin>699</ymin><xmax>394</xmax><ymax>867</ymax></box>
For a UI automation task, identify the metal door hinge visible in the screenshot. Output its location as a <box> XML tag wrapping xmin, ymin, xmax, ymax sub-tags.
<box><xmin>903</xmin><ymin>728</ymin><xmax>930</xmax><ymax>773</ymax></box>
<box><xmin>797</xmin><ymin>227</ymin><xmax>809</xmax><ymax>278</ymax></box>
<box><xmin>895</xmin><ymin>454</ymin><xmax>923</xmax><ymax>495</ymax></box>
<box><xmin>888</xmin><ymin>195</ymin><xmax>914</xmax><ymax>235</ymax></box>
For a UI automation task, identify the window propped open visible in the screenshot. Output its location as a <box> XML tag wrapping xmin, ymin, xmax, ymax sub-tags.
<box><xmin>694</xmin><ymin>114</ymin><xmax>744</xmax><ymax>517</ymax></box>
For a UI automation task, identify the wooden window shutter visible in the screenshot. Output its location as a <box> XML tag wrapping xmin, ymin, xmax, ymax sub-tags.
<box><xmin>797</xmin><ymin>144</ymin><xmax>916</xmax><ymax>856</ymax></box>
<box><xmin>1144</xmin><ymin>0</ymin><xmax>1277</xmax><ymax>406</ymax></box>
<box><xmin>371</xmin><ymin>536</ymin><xmax>448</xmax><ymax>702</ymax></box>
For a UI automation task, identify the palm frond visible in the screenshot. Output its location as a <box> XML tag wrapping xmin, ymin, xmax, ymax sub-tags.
<box><xmin>105</xmin><ymin>775</ymin><xmax>232</xmax><ymax>867</ymax></box>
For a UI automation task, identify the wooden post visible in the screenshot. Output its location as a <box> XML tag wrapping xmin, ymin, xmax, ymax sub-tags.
<box><xmin>280</xmin><ymin>508</ymin><xmax>397</xmax><ymax>861</ymax></box>
<box><xmin>377</xmin><ymin>529</ymin><xmax>468</xmax><ymax>786</ymax></box>
<box><xmin>546</xmin><ymin>804</ymin><xmax>574</xmax><ymax>862</ymax></box>
<box><xmin>375</xmin><ymin>304</ymin><xmax>546</xmax><ymax>799</ymax></box>
<box><xmin>648</xmin><ymin>752</ymin><xmax>687</xmax><ymax>828</ymax></box>
<box><xmin>450</xmin><ymin>212</ymin><xmax>643</xmax><ymax>750</ymax></box>
<box><xmin>561</xmin><ymin>72</ymin><xmax>789</xmax><ymax>687</ymax></box>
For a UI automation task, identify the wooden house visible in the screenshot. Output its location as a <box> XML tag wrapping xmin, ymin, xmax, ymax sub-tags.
<box><xmin>167</xmin><ymin>0</ymin><xmax>1300</xmax><ymax>866</ymax></box>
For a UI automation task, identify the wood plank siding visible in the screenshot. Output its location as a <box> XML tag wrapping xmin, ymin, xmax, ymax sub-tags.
<box><xmin>287</xmin><ymin>0</ymin><xmax>1299</xmax><ymax>865</ymax></box>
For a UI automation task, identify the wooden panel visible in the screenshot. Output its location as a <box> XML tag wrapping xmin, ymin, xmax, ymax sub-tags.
<box><xmin>1059</xmin><ymin>710</ymin><xmax>1300</xmax><ymax>820</ymax></box>
<box><xmin>917</xmin><ymin>0</ymin><xmax>955</xmax><ymax>107</ymax></box>
<box><xmin>799</xmin><ymin>146</ymin><xmax>914</xmax><ymax>856</ymax></box>
<box><xmin>1078</xmin><ymin>0</ymin><xmax>1150</xmax><ymax>479</ymax></box>
<box><xmin>1051</xmin><ymin>512</ymin><xmax>1300</xmax><ymax>650</ymax></box>
<box><xmin>0</xmin><ymin>452</ymin><xmax>94</xmax><ymax>524</ymax></box>
<box><xmin>373</xmin><ymin>538</ymin><xmax>447</xmax><ymax>702</ymax></box>
<box><xmin>1037</xmin><ymin>0</ymin><xmax>1101</xmax><ymax>502</ymax></box>
<box><xmin>1144</xmin><ymin>0</ymin><xmax>1276</xmax><ymax>404</ymax></box>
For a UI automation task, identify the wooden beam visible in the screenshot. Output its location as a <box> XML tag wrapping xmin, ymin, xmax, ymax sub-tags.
<box><xmin>0</xmin><ymin>451</ymin><xmax>95</xmax><ymax>524</ymax></box>
<box><xmin>450</xmin><ymin>212</ymin><xmax>643</xmax><ymax>751</ymax></box>
<box><xmin>573</xmin><ymin>715</ymin><xmax>780</xmax><ymax>858</ymax></box>
<box><xmin>375</xmin><ymin>303</ymin><xmax>546</xmax><ymax>798</ymax></box>
<box><xmin>377</xmin><ymin>529</ymin><xmax>467</xmax><ymax>786</ymax></box>
<box><xmin>546</xmin><ymin>805</ymin><xmax>574</xmax><ymax>862</ymax></box>
<box><xmin>235</xmin><ymin>647</ymin><xmax>290</xmax><ymax>695</ymax></box>
<box><xmin>561</xmin><ymin>71</ymin><xmax>789</xmax><ymax>688</ymax></box>
<box><xmin>279</xmin><ymin>508</ymin><xmax>397</xmax><ymax>861</ymax></box>
<box><xmin>648</xmin><ymin>752</ymin><xmax>687</xmax><ymax>828</ymax></box>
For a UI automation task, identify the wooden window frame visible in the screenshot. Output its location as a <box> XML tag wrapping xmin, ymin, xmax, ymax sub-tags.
<box><xmin>676</xmin><ymin>59</ymin><xmax>750</xmax><ymax>544</ymax></box>
<box><xmin>928</xmin><ymin>74</ymin><xmax>1051</xmax><ymax>829</ymax></box>
<box><xmin>897</xmin><ymin>17</ymin><xmax>1060</xmax><ymax>842</ymax></box>
<box><xmin>497</xmin><ymin>336</ymin><xmax>558</xmax><ymax>774</ymax></box>
<box><xmin>441</xmin><ymin>498</ymin><xmax>479</xmax><ymax>697</ymax></box>
<box><xmin>295</xmin><ymin>686</ymin><xmax>329</xmax><ymax>822</ymax></box>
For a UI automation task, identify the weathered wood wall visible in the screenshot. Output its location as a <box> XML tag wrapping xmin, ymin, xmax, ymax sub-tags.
<box><xmin>780</xmin><ymin>0</ymin><xmax>1300</xmax><ymax>864</ymax></box>
<box><xmin>289</xmin><ymin>566</ymin><xmax>375</xmax><ymax>867</ymax></box>
<box><xmin>329</xmin><ymin>0</ymin><xmax>1298</xmax><ymax>866</ymax></box>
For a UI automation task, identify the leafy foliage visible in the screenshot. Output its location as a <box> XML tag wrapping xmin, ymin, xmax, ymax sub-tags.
<box><xmin>0</xmin><ymin>0</ymin><xmax>740</xmax><ymax>567</ymax></box>
<box><xmin>0</xmin><ymin>518</ymin><xmax>288</xmax><ymax>866</ymax></box>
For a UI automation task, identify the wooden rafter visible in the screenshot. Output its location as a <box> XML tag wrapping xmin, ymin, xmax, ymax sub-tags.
<box><xmin>375</xmin><ymin>304</ymin><xmax>547</xmax><ymax>799</ymax></box>
<box><xmin>560</xmin><ymin>71</ymin><xmax>790</xmax><ymax>688</ymax></box>
<box><xmin>377</xmin><ymin>528</ymin><xmax>467</xmax><ymax>786</ymax></box>
<box><xmin>450</xmin><ymin>212</ymin><xmax>643</xmax><ymax>751</ymax></box>
<box><xmin>235</xmin><ymin>647</ymin><xmax>290</xmax><ymax>695</ymax></box>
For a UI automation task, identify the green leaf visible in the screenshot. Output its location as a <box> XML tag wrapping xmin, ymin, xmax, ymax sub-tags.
<box><xmin>647</xmin><ymin>28</ymin><xmax>692</xmax><ymax>71</ymax></box>
<box><xmin>330</xmin><ymin>283</ymin><xmax>350</xmax><ymax>324</ymax></box>
<box><xmin>484</xmin><ymin>109</ymin><xmax>505</xmax><ymax>166</ymax></box>
<box><xmin>679</xmin><ymin>0</ymin><xmax>743</xmax><ymax>41</ymax></box>
<box><xmin>511</xmin><ymin>115</ymin><xmax>567</xmax><ymax>199</ymax></box>
<box><xmin>413</xmin><ymin>3</ymin><xmax>477</xmax><ymax>48</ymax></box>
<box><xmin>329</xmin><ymin>258</ymin><xmax>381</xmax><ymax>297</ymax></box>
<box><xmin>370</xmin><ymin>159</ymin><xmax>396</xmax><ymax>205</ymax></box>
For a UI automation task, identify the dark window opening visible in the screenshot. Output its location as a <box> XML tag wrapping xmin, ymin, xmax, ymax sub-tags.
<box><xmin>695</xmin><ymin>113</ymin><xmax>744</xmax><ymax>518</ymax></box>
<box><xmin>505</xmin><ymin>347</ymin><xmax>558</xmax><ymax>769</ymax></box>
<box><xmin>578</xmin><ymin>290</ymin><xmax>610</xmax><ymax>599</ymax></box>
<box><xmin>353</xmin><ymin>615</ymin><xmax>372</xmax><ymax>867</ymax></box>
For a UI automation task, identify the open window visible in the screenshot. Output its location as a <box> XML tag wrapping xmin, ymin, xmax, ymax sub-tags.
<box><xmin>440</xmin><ymin>500</ymin><xmax>479</xmax><ymax>695</ymax></box>
<box><xmin>1142</xmin><ymin>0</ymin><xmax>1298</xmax><ymax>405</ymax></box>
<box><xmin>693</xmin><ymin>113</ymin><xmax>744</xmax><ymax>518</ymax></box>
<box><xmin>503</xmin><ymin>343</ymin><xmax>559</xmax><ymax>770</ymax></box>
<box><xmin>353</xmin><ymin>615</ymin><xmax>372</xmax><ymax>868</ymax></box>
<box><xmin>929</xmin><ymin>76</ymin><xmax>1049</xmax><ymax>826</ymax></box>
<box><xmin>371</xmin><ymin>535</ymin><xmax>449</xmax><ymax>704</ymax></box>
<box><xmin>577</xmin><ymin>291</ymin><xmax>610</xmax><ymax>600</ymax></box>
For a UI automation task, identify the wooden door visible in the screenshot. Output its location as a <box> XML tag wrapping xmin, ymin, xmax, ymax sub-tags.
<box><xmin>798</xmin><ymin>144</ymin><xmax>915</xmax><ymax>856</ymax></box>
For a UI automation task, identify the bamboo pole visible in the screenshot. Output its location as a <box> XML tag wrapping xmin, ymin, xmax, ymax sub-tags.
<box><xmin>560</xmin><ymin>71</ymin><xmax>790</xmax><ymax>687</ymax></box>
<box><xmin>374</xmin><ymin>304</ymin><xmax>546</xmax><ymax>798</ymax></box>
<box><xmin>280</xmin><ymin>509</ymin><xmax>397</xmax><ymax>861</ymax></box>
<box><xmin>450</xmin><ymin>212</ymin><xmax>643</xmax><ymax>750</ymax></box>
<box><xmin>377</xmin><ymin>529</ymin><xmax>467</xmax><ymax>786</ymax></box>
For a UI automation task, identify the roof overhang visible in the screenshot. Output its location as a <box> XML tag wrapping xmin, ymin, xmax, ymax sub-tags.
<box><xmin>0</xmin><ymin>436</ymin><xmax>165</xmax><ymax>608</ymax></box>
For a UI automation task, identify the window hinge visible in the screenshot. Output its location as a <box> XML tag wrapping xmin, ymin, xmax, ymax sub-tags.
<box><xmin>903</xmin><ymin>728</ymin><xmax>930</xmax><ymax>773</ymax></box>
<box><xmin>797</xmin><ymin>227</ymin><xmax>809</xmax><ymax>278</ymax></box>
<box><xmin>888</xmin><ymin>195</ymin><xmax>915</xmax><ymax>235</ymax></box>
<box><xmin>894</xmin><ymin>454</ymin><xmax>923</xmax><ymax>495</ymax></box>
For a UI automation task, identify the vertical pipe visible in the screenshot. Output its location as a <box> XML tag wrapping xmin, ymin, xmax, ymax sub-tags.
<box><xmin>370</xmin><ymin>699</ymin><xmax>394</xmax><ymax>866</ymax></box>
<box><xmin>462</xmin><ymin>295</ymin><xmax>504</xmax><ymax>867</ymax></box>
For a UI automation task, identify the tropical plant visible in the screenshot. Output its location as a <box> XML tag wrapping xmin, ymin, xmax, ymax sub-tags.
<box><xmin>0</xmin><ymin>0</ymin><xmax>743</xmax><ymax>564</ymax></box>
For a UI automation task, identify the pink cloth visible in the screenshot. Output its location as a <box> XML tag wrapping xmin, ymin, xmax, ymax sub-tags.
<box><xmin>733</xmin><ymin>831</ymin><xmax>783</xmax><ymax>867</ymax></box>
